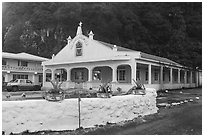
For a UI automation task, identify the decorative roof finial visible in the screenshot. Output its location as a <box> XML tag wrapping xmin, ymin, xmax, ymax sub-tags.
<box><xmin>113</xmin><ymin>45</ymin><xmax>117</xmax><ymax>51</ymax></box>
<box><xmin>76</xmin><ymin>21</ymin><xmax>83</xmax><ymax>35</ymax></box>
<box><xmin>88</xmin><ymin>31</ymin><xmax>94</xmax><ymax>39</ymax></box>
<box><xmin>67</xmin><ymin>36</ymin><xmax>72</xmax><ymax>45</ymax></box>
<box><xmin>79</xmin><ymin>21</ymin><xmax>82</xmax><ymax>27</ymax></box>
<box><xmin>52</xmin><ymin>54</ymin><xmax>55</xmax><ymax>59</ymax></box>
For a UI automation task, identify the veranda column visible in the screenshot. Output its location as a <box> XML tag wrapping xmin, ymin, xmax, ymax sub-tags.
<box><xmin>88</xmin><ymin>67</ymin><xmax>93</xmax><ymax>82</ymax></box>
<box><xmin>178</xmin><ymin>69</ymin><xmax>180</xmax><ymax>84</ymax></box>
<box><xmin>170</xmin><ymin>68</ymin><xmax>173</xmax><ymax>84</ymax></box>
<box><xmin>131</xmin><ymin>61</ymin><xmax>137</xmax><ymax>84</ymax></box>
<box><xmin>112</xmin><ymin>65</ymin><xmax>117</xmax><ymax>82</ymax></box>
<box><xmin>66</xmin><ymin>68</ymin><xmax>71</xmax><ymax>81</ymax></box>
<box><xmin>196</xmin><ymin>71</ymin><xmax>199</xmax><ymax>87</ymax></box>
<box><xmin>148</xmin><ymin>64</ymin><xmax>152</xmax><ymax>84</ymax></box>
<box><xmin>160</xmin><ymin>66</ymin><xmax>163</xmax><ymax>85</ymax></box>
<box><xmin>190</xmin><ymin>71</ymin><xmax>193</xmax><ymax>84</ymax></box>
<box><xmin>184</xmin><ymin>71</ymin><xmax>187</xmax><ymax>84</ymax></box>
<box><xmin>51</xmin><ymin>69</ymin><xmax>55</xmax><ymax>81</ymax></box>
<box><xmin>32</xmin><ymin>74</ymin><xmax>36</xmax><ymax>84</ymax></box>
<box><xmin>43</xmin><ymin>67</ymin><xmax>46</xmax><ymax>85</ymax></box>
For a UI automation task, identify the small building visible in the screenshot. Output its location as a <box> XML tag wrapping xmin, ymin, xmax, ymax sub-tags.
<box><xmin>42</xmin><ymin>22</ymin><xmax>202</xmax><ymax>91</ymax></box>
<box><xmin>2</xmin><ymin>52</ymin><xmax>49</xmax><ymax>84</ymax></box>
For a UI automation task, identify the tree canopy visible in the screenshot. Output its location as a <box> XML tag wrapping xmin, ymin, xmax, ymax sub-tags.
<box><xmin>2</xmin><ymin>2</ymin><xmax>202</xmax><ymax>69</ymax></box>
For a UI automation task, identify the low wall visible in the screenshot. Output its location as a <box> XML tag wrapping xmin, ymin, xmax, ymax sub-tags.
<box><xmin>2</xmin><ymin>89</ymin><xmax>158</xmax><ymax>134</ymax></box>
<box><xmin>43</xmin><ymin>81</ymin><xmax>198</xmax><ymax>92</ymax></box>
<box><xmin>144</xmin><ymin>83</ymin><xmax>197</xmax><ymax>91</ymax></box>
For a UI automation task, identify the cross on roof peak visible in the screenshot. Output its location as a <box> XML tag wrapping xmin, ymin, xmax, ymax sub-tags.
<box><xmin>79</xmin><ymin>21</ymin><xmax>82</xmax><ymax>27</ymax></box>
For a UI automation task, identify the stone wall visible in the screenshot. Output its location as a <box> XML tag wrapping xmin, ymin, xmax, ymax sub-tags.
<box><xmin>2</xmin><ymin>88</ymin><xmax>158</xmax><ymax>134</ymax></box>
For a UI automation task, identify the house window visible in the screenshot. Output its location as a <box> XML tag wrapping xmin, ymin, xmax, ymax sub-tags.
<box><xmin>169</xmin><ymin>71</ymin><xmax>171</xmax><ymax>81</ymax></box>
<box><xmin>2</xmin><ymin>59</ymin><xmax>6</xmax><ymax>65</ymax></box>
<box><xmin>163</xmin><ymin>71</ymin><xmax>165</xmax><ymax>81</ymax></box>
<box><xmin>75</xmin><ymin>71</ymin><xmax>84</xmax><ymax>80</ymax></box>
<box><xmin>174</xmin><ymin>72</ymin><xmax>178</xmax><ymax>82</ymax></box>
<box><xmin>136</xmin><ymin>70</ymin><xmax>140</xmax><ymax>81</ymax></box>
<box><xmin>192</xmin><ymin>72</ymin><xmax>196</xmax><ymax>83</ymax></box>
<box><xmin>2</xmin><ymin>75</ymin><xmax>5</xmax><ymax>82</ymax></box>
<box><xmin>39</xmin><ymin>75</ymin><xmax>43</xmax><ymax>83</ymax></box>
<box><xmin>46</xmin><ymin>73</ymin><xmax>52</xmax><ymax>82</ymax></box>
<box><xmin>76</xmin><ymin>42</ymin><xmax>82</xmax><ymax>56</ymax></box>
<box><xmin>154</xmin><ymin>70</ymin><xmax>159</xmax><ymax>81</ymax></box>
<box><xmin>13</xmin><ymin>74</ymin><xmax>28</xmax><ymax>80</ymax></box>
<box><xmin>117</xmin><ymin>69</ymin><xmax>126</xmax><ymax>82</ymax></box>
<box><xmin>93</xmin><ymin>70</ymin><xmax>101</xmax><ymax>80</ymax></box>
<box><xmin>145</xmin><ymin>71</ymin><xmax>148</xmax><ymax>81</ymax></box>
<box><xmin>18</xmin><ymin>60</ymin><xmax>28</xmax><ymax>67</ymax></box>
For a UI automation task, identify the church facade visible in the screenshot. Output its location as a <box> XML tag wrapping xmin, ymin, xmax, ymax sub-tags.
<box><xmin>42</xmin><ymin>22</ymin><xmax>202</xmax><ymax>91</ymax></box>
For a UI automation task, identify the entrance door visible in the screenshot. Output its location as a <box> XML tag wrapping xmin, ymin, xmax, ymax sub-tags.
<box><xmin>71</xmin><ymin>68</ymin><xmax>88</xmax><ymax>83</ymax></box>
<box><xmin>75</xmin><ymin>71</ymin><xmax>84</xmax><ymax>82</ymax></box>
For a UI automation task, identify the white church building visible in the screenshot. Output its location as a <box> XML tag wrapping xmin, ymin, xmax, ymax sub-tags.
<box><xmin>42</xmin><ymin>22</ymin><xmax>202</xmax><ymax>91</ymax></box>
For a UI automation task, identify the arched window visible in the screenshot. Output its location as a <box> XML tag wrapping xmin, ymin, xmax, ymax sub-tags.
<box><xmin>76</xmin><ymin>41</ymin><xmax>82</xmax><ymax>56</ymax></box>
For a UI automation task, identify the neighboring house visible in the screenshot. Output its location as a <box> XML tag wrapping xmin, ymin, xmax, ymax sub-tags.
<box><xmin>42</xmin><ymin>22</ymin><xmax>202</xmax><ymax>91</ymax></box>
<box><xmin>2</xmin><ymin>52</ymin><xmax>49</xmax><ymax>85</ymax></box>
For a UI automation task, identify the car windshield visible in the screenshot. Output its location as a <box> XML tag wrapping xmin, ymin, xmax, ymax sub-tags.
<box><xmin>9</xmin><ymin>79</ymin><xmax>17</xmax><ymax>82</ymax></box>
<box><xmin>13</xmin><ymin>79</ymin><xmax>18</xmax><ymax>83</ymax></box>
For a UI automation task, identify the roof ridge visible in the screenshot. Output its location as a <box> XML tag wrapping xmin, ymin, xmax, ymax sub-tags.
<box><xmin>2</xmin><ymin>52</ymin><xmax>49</xmax><ymax>61</ymax></box>
<box><xmin>140</xmin><ymin>52</ymin><xmax>181</xmax><ymax>66</ymax></box>
<box><xmin>96</xmin><ymin>40</ymin><xmax>134</xmax><ymax>52</ymax></box>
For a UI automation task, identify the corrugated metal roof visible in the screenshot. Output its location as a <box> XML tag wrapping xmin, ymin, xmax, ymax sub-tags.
<box><xmin>140</xmin><ymin>52</ymin><xmax>181</xmax><ymax>66</ymax></box>
<box><xmin>96</xmin><ymin>40</ymin><xmax>134</xmax><ymax>51</ymax></box>
<box><xmin>2</xmin><ymin>52</ymin><xmax>49</xmax><ymax>62</ymax></box>
<box><xmin>95</xmin><ymin>40</ymin><xmax>181</xmax><ymax>66</ymax></box>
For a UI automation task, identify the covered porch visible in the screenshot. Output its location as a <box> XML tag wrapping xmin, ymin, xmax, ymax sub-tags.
<box><xmin>43</xmin><ymin>61</ymin><xmax>134</xmax><ymax>91</ymax></box>
<box><xmin>43</xmin><ymin>60</ymin><xmax>199</xmax><ymax>91</ymax></box>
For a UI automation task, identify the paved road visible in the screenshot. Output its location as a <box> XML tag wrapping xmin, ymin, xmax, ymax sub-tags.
<box><xmin>114</xmin><ymin>101</ymin><xmax>201</xmax><ymax>135</ymax></box>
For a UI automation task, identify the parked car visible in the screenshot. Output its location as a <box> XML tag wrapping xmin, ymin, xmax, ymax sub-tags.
<box><xmin>6</xmin><ymin>79</ymin><xmax>41</xmax><ymax>92</ymax></box>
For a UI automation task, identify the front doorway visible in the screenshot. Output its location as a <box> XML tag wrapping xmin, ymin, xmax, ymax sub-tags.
<box><xmin>92</xmin><ymin>66</ymin><xmax>112</xmax><ymax>83</ymax></box>
<box><xmin>71</xmin><ymin>68</ymin><xmax>88</xmax><ymax>83</ymax></box>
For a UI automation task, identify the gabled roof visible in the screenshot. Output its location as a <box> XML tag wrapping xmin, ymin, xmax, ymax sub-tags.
<box><xmin>96</xmin><ymin>40</ymin><xmax>134</xmax><ymax>52</ymax></box>
<box><xmin>96</xmin><ymin>40</ymin><xmax>181</xmax><ymax>66</ymax></box>
<box><xmin>2</xmin><ymin>52</ymin><xmax>49</xmax><ymax>62</ymax></box>
<box><xmin>140</xmin><ymin>52</ymin><xmax>181</xmax><ymax>66</ymax></box>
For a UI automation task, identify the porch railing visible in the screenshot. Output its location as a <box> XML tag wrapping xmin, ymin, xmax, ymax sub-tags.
<box><xmin>2</xmin><ymin>65</ymin><xmax>43</xmax><ymax>73</ymax></box>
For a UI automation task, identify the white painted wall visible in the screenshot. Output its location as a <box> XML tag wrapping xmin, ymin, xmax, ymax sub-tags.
<box><xmin>42</xmin><ymin>31</ymin><xmax>201</xmax><ymax>91</ymax></box>
<box><xmin>48</xmin><ymin>35</ymin><xmax>121</xmax><ymax>64</ymax></box>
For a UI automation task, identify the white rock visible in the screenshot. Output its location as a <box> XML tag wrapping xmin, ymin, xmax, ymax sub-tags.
<box><xmin>189</xmin><ymin>99</ymin><xmax>193</xmax><ymax>102</ymax></box>
<box><xmin>171</xmin><ymin>103</ymin><xmax>177</xmax><ymax>106</ymax></box>
<box><xmin>157</xmin><ymin>103</ymin><xmax>169</xmax><ymax>107</ymax></box>
<box><xmin>184</xmin><ymin>100</ymin><xmax>188</xmax><ymax>103</ymax></box>
<box><xmin>166</xmin><ymin>104</ymin><xmax>171</xmax><ymax>107</ymax></box>
<box><xmin>195</xmin><ymin>97</ymin><xmax>199</xmax><ymax>100</ymax></box>
<box><xmin>172</xmin><ymin>102</ymin><xmax>180</xmax><ymax>106</ymax></box>
<box><xmin>180</xmin><ymin>101</ymin><xmax>184</xmax><ymax>104</ymax></box>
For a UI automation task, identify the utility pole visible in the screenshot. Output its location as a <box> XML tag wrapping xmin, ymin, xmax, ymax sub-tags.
<box><xmin>78</xmin><ymin>90</ymin><xmax>81</xmax><ymax>129</ymax></box>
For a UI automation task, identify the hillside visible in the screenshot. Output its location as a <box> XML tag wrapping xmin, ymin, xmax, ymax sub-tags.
<box><xmin>2</xmin><ymin>2</ymin><xmax>202</xmax><ymax>69</ymax></box>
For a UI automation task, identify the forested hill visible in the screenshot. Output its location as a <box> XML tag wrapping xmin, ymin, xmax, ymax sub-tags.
<box><xmin>2</xmin><ymin>2</ymin><xmax>202</xmax><ymax>69</ymax></box>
